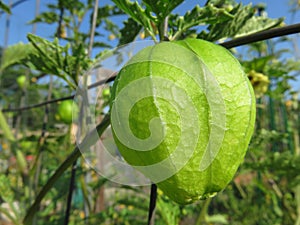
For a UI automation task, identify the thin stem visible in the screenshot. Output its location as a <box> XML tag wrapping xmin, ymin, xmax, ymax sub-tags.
<box><xmin>56</xmin><ymin>1</ymin><xmax>65</xmax><ymax>38</ymax></box>
<box><xmin>23</xmin><ymin>115</ymin><xmax>110</xmax><ymax>225</ymax></box>
<box><xmin>64</xmin><ymin>160</ymin><xmax>78</xmax><ymax>225</ymax></box>
<box><xmin>195</xmin><ymin>198</ymin><xmax>212</xmax><ymax>225</ymax></box>
<box><xmin>32</xmin><ymin>0</ymin><xmax>40</xmax><ymax>34</ymax></box>
<box><xmin>221</xmin><ymin>23</ymin><xmax>300</xmax><ymax>49</ymax></box>
<box><xmin>88</xmin><ymin>0</ymin><xmax>99</xmax><ymax>57</ymax></box>
<box><xmin>158</xmin><ymin>16</ymin><xmax>169</xmax><ymax>41</ymax></box>
<box><xmin>147</xmin><ymin>184</ymin><xmax>157</xmax><ymax>225</ymax></box>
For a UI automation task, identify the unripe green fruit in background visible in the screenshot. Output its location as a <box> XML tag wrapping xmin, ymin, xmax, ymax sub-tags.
<box><xmin>111</xmin><ymin>39</ymin><xmax>256</xmax><ymax>204</ymax></box>
<box><xmin>56</xmin><ymin>100</ymin><xmax>78</xmax><ymax>124</ymax></box>
<box><xmin>102</xmin><ymin>88</ymin><xmax>110</xmax><ymax>98</ymax></box>
<box><xmin>17</xmin><ymin>75</ymin><xmax>26</xmax><ymax>89</ymax></box>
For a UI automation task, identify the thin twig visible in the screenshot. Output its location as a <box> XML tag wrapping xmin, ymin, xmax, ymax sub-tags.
<box><xmin>88</xmin><ymin>0</ymin><xmax>99</xmax><ymax>57</ymax></box>
<box><xmin>56</xmin><ymin>1</ymin><xmax>65</xmax><ymax>38</ymax></box>
<box><xmin>2</xmin><ymin>95</ymin><xmax>75</xmax><ymax>112</ymax></box>
<box><xmin>64</xmin><ymin>160</ymin><xmax>77</xmax><ymax>225</ymax></box>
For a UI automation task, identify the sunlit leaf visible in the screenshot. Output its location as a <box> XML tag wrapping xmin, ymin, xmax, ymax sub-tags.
<box><xmin>235</xmin><ymin>16</ymin><xmax>284</xmax><ymax>38</ymax></box>
<box><xmin>0</xmin><ymin>43</ymin><xmax>34</xmax><ymax>72</ymax></box>
<box><xmin>199</xmin><ymin>4</ymin><xmax>256</xmax><ymax>41</ymax></box>
<box><xmin>170</xmin><ymin>4</ymin><xmax>233</xmax><ymax>40</ymax></box>
<box><xmin>0</xmin><ymin>1</ymin><xmax>11</xmax><ymax>14</ymax></box>
<box><xmin>28</xmin><ymin>12</ymin><xmax>59</xmax><ymax>24</ymax></box>
<box><xmin>0</xmin><ymin>110</ymin><xmax>15</xmax><ymax>142</ymax></box>
<box><xmin>119</xmin><ymin>18</ymin><xmax>142</xmax><ymax>45</ymax></box>
<box><xmin>112</xmin><ymin>0</ymin><xmax>155</xmax><ymax>39</ymax></box>
<box><xmin>142</xmin><ymin>0</ymin><xmax>183</xmax><ymax>19</ymax></box>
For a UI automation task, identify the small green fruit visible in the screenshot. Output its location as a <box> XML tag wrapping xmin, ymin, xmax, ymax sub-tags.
<box><xmin>57</xmin><ymin>100</ymin><xmax>78</xmax><ymax>124</ymax></box>
<box><xmin>102</xmin><ymin>88</ymin><xmax>111</xmax><ymax>101</ymax></box>
<box><xmin>111</xmin><ymin>39</ymin><xmax>255</xmax><ymax>204</ymax></box>
<box><xmin>224</xmin><ymin>4</ymin><xmax>234</xmax><ymax>12</ymax></box>
<box><xmin>17</xmin><ymin>75</ymin><xmax>26</xmax><ymax>89</ymax></box>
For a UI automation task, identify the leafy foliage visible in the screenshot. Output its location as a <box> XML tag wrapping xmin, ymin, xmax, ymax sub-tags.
<box><xmin>119</xmin><ymin>18</ymin><xmax>143</xmax><ymax>45</ymax></box>
<box><xmin>142</xmin><ymin>0</ymin><xmax>183</xmax><ymax>20</ymax></box>
<box><xmin>199</xmin><ymin>4</ymin><xmax>284</xmax><ymax>41</ymax></box>
<box><xmin>0</xmin><ymin>43</ymin><xmax>34</xmax><ymax>72</ymax></box>
<box><xmin>23</xmin><ymin>34</ymin><xmax>92</xmax><ymax>89</ymax></box>
<box><xmin>112</xmin><ymin>0</ymin><xmax>157</xmax><ymax>40</ymax></box>
<box><xmin>169</xmin><ymin>4</ymin><xmax>234</xmax><ymax>40</ymax></box>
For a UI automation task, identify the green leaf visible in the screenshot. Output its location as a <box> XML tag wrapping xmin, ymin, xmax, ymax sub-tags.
<box><xmin>26</xmin><ymin>34</ymin><xmax>62</xmax><ymax>76</ymax></box>
<box><xmin>28</xmin><ymin>11</ymin><xmax>59</xmax><ymax>24</ymax></box>
<box><xmin>118</xmin><ymin>18</ymin><xmax>142</xmax><ymax>45</ymax></box>
<box><xmin>0</xmin><ymin>1</ymin><xmax>11</xmax><ymax>14</ymax></box>
<box><xmin>112</xmin><ymin>0</ymin><xmax>151</xmax><ymax>26</ymax></box>
<box><xmin>234</xmin><ymin>16</ymin><xmax>284</xmax><ymax>38</ymax></box>
<box><xmin>0</xmin><ymin>174</ymin><xmax>14</xmax><ymax>204</ymax></box>
<box><xmin>142</xmin><ymin>0</ymin><xmax>183</xmax><ymax>19</ymax></box>
<box><xmin>93</xmin><ymin>41</ymin><xmax>112</xmax><ymax>49</ymax></box>
<box><xmin>206</xmin><ymin>214</ymin><xmax>228</xmax><ymax>224</ymax></box>
<box><xmin>170</xmin><ymin>4</ymin><xmax>234</xmax><ymax>40</ymax></box>
<box><xmin>0</xmin><ymin>110</ymin><xmax>15</xmax><ymax>141</ymax></box>
<box><xmin>0</xmin><ymin>43</ymin><xmax>34</xmax><ymax>72</ymax></box>
<box><xmin>24</xmin><ymin>34</ymin><xmax>92</xmax><ymax>88</ymax></box>
<box><xmin>112</xmin><ymin>0</ymin><xmax>156</xmax><ymax>39</ymax></box>
<box><xmin>199</xmin><ymin>4</ymin><xmax>283</xmax><ymax>42</ymax></box>
<box><xmin>199</xmin><ymin>4</ymin><xmax>256</xmax><ymax>41</ymax></box>
<box><xmin>156</xmin><ymin>195</ymin><xmax>180</xmax><ymax>225</ymax></box>
<box><xmin>242</xmin><ymin>55</ymin><xmax>274</xmax><ymax>73</ymax></box>
<box><xmin>95</xmin><ymin>5</ymin><xmax>123</xmax><ymax>26</ymax></box>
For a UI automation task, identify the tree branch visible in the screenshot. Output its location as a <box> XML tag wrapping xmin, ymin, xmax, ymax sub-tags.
<box><xmin>221</xmin><ymin>23</ymin><xmax>300</xmax><ymax>48</ymax></box>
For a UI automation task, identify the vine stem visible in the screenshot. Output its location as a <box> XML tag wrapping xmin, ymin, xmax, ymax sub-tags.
<box><xmin>195</xmin><ymin>198</ymin><xmax>212</xmax><ymax>225</ymax></box>
<box><xmin>147</xmin><ymin>183</ymin><xmax>157</xmax><ymax>225</ymax></box>
<box><xmin>23</xmin><ymin>115</ymin><xmax>110</xmax><ymax>225</ymax></box>
<box><xmin>220</xmin><ymin>22</ymin><xmax>300</xmax><ymax>48</ymax></box>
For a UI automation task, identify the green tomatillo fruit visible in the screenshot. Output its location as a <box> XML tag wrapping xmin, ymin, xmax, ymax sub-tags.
<box><xmin>56</xmin><ymin>100</ymin><xmax>78</xmax><ymax>124</ymax></box>
<box><xmin>110</xmin><ymin>38</ymin><xmax>256</xmax><ymax>204</ymax></box>
<box><xmin>17</xmin><ymin>75</ymin><xmax>27</xmax><ymax>89</ymax></box>
<box><xmin>102</xmin><ymin>88</ymin><xmax>111</xmax><ymax>98</ymax></box>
